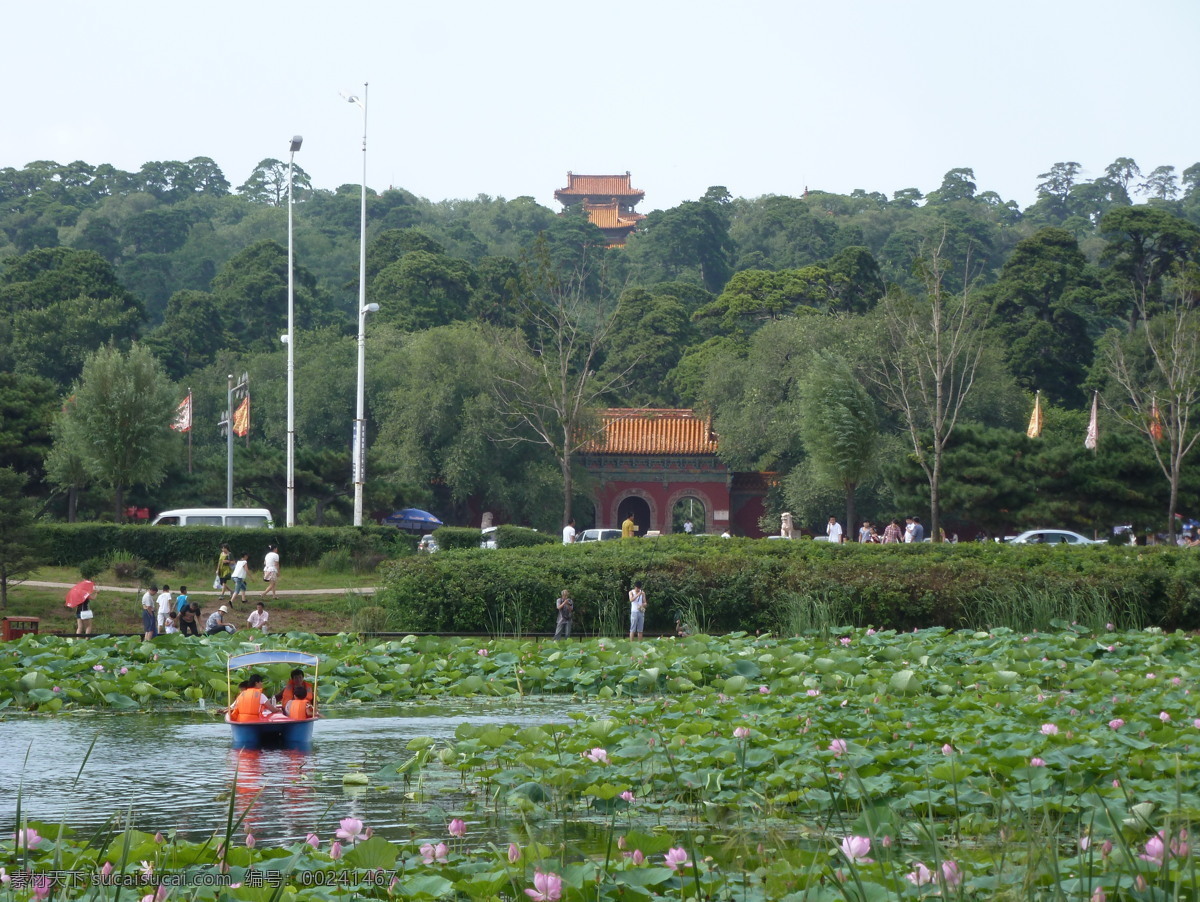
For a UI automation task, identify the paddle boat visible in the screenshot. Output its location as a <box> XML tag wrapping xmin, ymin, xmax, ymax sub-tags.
<box><xmin>225</xmin><ymin>650</ymin><xmax>320</xmax><ymax>750</ymax></box>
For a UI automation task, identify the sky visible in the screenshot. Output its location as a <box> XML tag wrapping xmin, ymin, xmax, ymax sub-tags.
<box><xmin>5</xmin><ymin>0</ymin><xmax>1199</xmax><ymax>215</ymax></box>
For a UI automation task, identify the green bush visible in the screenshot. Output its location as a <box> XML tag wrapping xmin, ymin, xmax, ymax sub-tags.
<box><xmin>374</xmin><ymin>538</ymin><xmax>1200</xmax><ymax>635</ymax></box>
<box><xmin>318</xmin><ymin>548</ymin><xmax>352</xmax><ymax>573</ymax></box>
<box><xmin>36</xmin><ymin>524</ymin><xmax>417</xmax><ymax>568</ymax></box>
<box><xmin>432</xmin><ymin>526</ymin><xmax>484</xmax><ymax>551</ymax></box>
<box><xmin>351</xmin><ymin>605</ymin><xmax>390</xmax><ymax>633</ymax></box>
<box><xmin>79</xmin><ymin>557</ymin><xmax>106</xmax><ymax>581</ymax></box>
<box><xmin>494</xmin><ymin>525</ymin><xmax>556</xmax><ymax>548</ymax></box>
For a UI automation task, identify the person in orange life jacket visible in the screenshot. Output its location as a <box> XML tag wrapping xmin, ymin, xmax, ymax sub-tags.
<box><xmin>229</xmin><ymin>674</ymin><xmax>280</xmax><ymax>722</ymax></box>
<box><xmin>277</xmin><ymin>668</ymin><xmax>313</xmax><ymax>706</ymax></box>
<box><xmin>285</xmin><ymin>685</ymin><xmax>314</xmax><ymax>719</ymax></box>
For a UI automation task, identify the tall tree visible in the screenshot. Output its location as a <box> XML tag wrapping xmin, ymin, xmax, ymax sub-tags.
<box><xmin>797</xmin><ymin>352</ymin><xmax>880</xmax><ymax>531</ymax></box>
<box><xmin>490</xmin><ymin>238</ymin><xmax>632</xmax><ymax>526</ymax></box>
<box><xmin>1100</xmin><ymin>207</ymin><xmax>1200</xmax><ymax>330</ymax></box>
<box><xmin>1102</xmin><ymin>283</ymin><xmax>1200</xmax><ymax>542</ymax></box>
<box><xmin>1139</xmin><ymin>165</ymin><xmax>1180</xmax><ymax>201</ymax></box>
<box><xmin>50</xmin><ymin>344</ymin><xmax>178</xmax><ymax>521</ymax></box>
<box><xmin>237</xmin><ymin>159</ymin><xmax>312</xmax><ymax>206</ymax></box>
<box><xmin>870</xmin><ymin>237</ymin><xmax>992</xmax><ymax>541</ymax></box>
<box><xmin>0</xmin><ymin>467</ymin><xmax>44</xmax><ymax>609</ymax></box>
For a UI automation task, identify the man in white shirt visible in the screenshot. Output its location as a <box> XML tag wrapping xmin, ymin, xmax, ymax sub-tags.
<box><xmin>231</xmin><ymin>553</ymin><xmax>250</xmax><ymax>604</ymax></box>
<box><xmin>904</xmin><ymin>518</ymin><xmax>916</xmax><ymax>543</ymax></box>
<box><xmin>156</xmin><ymin>585</ymin><xmax>173</xmax><ymax>633</ymax></box>
<box><xmin>562</xmin><ymin>518</ymin><xmax>576</xmax><ymax>545</ymax></box>
<box><xmin>247</xmin><ymin>601</ymin><xmax>269</xmax><ymax>632</ymax></box>
<box><xmin>141</xmin><ymin>585</ymin><xmax>158</xmax><ymax>641</ymax></box>
<box><xmin>826</xmin><ymin>517</ymin><xmax>844</xmax><ymax>544</ymax></box>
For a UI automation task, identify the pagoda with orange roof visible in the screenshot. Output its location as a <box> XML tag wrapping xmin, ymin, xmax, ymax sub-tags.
<box><xmin>578</xmin><ymin>408</ymin><xmax>770</xmax><ymax>537</ymax></box>
<box><xmin>554</xmin><ymin>172</ymin><xmax>646</xmax><ymax>246</ymax></box>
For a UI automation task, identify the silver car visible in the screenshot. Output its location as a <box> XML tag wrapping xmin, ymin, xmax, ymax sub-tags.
<box><xmin>577</xmin><ymin>528</ymin><xmax>622</xmax><ymax>543</ymax></box>
<box><xmin>1007</xmin><ymin>530</ymin><xmax>1103</xmax><ymax>546</ymax></box>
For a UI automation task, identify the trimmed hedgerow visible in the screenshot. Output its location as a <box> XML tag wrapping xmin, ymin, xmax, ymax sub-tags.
<box><xmin>36</xmin><ymin>524</ymin><xmax>417</xmax><ymax>569</ymax></box>
<box><xmin>375</xmin><ymin>537</ymin><xmax>1200</xmax><ymax>635</ymax></box>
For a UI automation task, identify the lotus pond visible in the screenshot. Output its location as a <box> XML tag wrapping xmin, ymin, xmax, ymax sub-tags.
<box><xmin>3</xmin><ymin>626</ymin><xmax>1200</xmax><ymax>900</ymax></box>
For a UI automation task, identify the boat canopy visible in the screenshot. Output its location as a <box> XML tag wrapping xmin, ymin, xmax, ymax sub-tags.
<box><xmin>228</xmin><ymin>650</ymin><xmax>320</xmax><ymax>669</ymax></box>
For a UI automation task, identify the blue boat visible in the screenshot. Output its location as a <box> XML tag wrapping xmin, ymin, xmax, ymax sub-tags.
<box><xmin>225</xmin><ymin>650</ymin><xmax>321</xmax><ymax>750</ymax></box>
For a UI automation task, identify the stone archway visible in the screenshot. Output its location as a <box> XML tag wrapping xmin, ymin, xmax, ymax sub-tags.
<box><xmin>615</xmin><ymin>493</ymin><xmax>654</xmax><ymax>536</ymax></box>
<box><xmin>668</xmin><ymin>492</ymin><xmax>710</xmax><ymax>534</ymax></box>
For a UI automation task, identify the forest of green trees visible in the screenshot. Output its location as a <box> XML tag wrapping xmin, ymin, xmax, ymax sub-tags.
<box><xmin>2</xmin><ymin>155</ymin><xmax>1199</xmax><ymax>539</ymax></box>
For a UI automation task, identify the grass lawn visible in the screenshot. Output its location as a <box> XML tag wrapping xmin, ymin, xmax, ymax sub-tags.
<box><xmin>2</xmin><ymin>563</ymin><xmax>380</xmax><ymax>636</ymax></box>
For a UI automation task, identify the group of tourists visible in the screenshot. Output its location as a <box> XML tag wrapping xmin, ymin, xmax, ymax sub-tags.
<box><xmin>827</xmin><ymin>516</ymin><xmax>931</xmax><ymax>544</ymax></box>
<box><xmin>550</xmin><ymin>579</ymin><xmax>650</xmax><ymax>642</ymax></box>
<box><xmin>215</xmin><ymin>543</ymin><xmax>280</xmax><ymax>603</ymax></box>
<box><xmin>228</xmin><ymin>669</ymin><xmax>314</xmax><ymax>722</ymax></box>
<box><xmin>139</xmin><ymin>583</ymin><xmax>270</xmax><ymax>639</ymax></box>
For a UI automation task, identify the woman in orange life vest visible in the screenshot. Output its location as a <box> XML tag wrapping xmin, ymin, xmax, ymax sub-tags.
<box><xmin>229</xmin><ymin>674</ymin><xmax>281</xmax><ymax>722</ymax></box>
<box><xmin>285</xmin><ymin>685</ymin><xmax>314</xmax><ymax>720</ymax></box>
<box><xmin>277</xmin><ymin>668</ymin><xmax>314</xmax><ymax>708</ymax></box>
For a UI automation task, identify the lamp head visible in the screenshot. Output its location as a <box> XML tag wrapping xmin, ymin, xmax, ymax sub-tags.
<box><xmin>363</xmin><ymin>303</ymin><xmax>380</xmax><ymax>314</ymax></box>
<box><xmin>289</xmin><ymin>136</ymin><xmax>303</xmax><ymax>153</ymax></box>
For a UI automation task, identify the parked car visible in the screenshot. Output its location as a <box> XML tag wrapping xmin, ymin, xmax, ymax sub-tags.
<box><xmin>417</xmin><ymin>534</ymin><xmax>439</xmax><ymax>553</ymax></box>
<box><xmin>151</xmin><ymin>507</ymin><xmax>274</xmax><ymax>528</ymax></box>
<box><xmin>577</xmin><ymin>528</ymin><xmax>622</xmax><ymax>543</ymax></box>
<box><xmin>481</xmin><ymin>526</ymin><xmax>498</xmax><ymax>549</ymax></box>
<box><xmin>1007</xmin><ymin>529</ymin><xmax>1103</xmax><ymax>546</ymax></box>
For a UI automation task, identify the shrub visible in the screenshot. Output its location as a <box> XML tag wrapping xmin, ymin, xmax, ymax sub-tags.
<box><xmin>110</xmin><ymin>554</ymin><xmax>148</xmax><ymax>580</ymax></box>
<box><xmin>495</xmin><ymin>525</ymin><xmax>556</xmax><ymax>548</ymax></box>
<box><xmin>318</xmin><ymin>548</ymin><xmax>352</xmax><ymax>573</ymax></box>
<box><xmin>79</xmin><ymin>557</ymin><xmax>106</xmax><ymax>581</ymax></box>
<box><xmin>432</xmin><ymin>526</ymin><xmax>484</xmax><ymax>550</ymax></box>
<box><xmin>351</xmin><ymin>605</ymin><xmax>390</xmax><ymax>633</ymax></box>
<box><xmin>352</xmin><ymin>551</ymin><xmax>386</xmax><ymax>574</ymax></box>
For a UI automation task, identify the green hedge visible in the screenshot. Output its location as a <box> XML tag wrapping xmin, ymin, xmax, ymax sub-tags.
<box><xmin>37</xmin><ymin>524</ymin><xmax>417</xmax><ymax>569</ymax></box>
<box><xmin>433</xmin><ymin>527</ymin><xmax>484</xmax><ymax>551</ymax></box>
<box><xmin>375</xmin><ymin>537</ymin><xmax>1200</xmax><ymax>635</ymax></box>
<box><xmin>494</xmin><ymin>525</ymin><xmax>556</xmax><ymax>548</ymax></box>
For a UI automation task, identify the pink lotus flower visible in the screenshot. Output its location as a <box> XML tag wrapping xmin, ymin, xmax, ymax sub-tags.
<box><xmin>664</xmin><ymin>847</ymin><xmax>690</xmax><ymax>871</ymax></box>
<box><xmin>524</xmin><ymin>870</ymin><xmax>563</xmax><ymax>902</ymax></box>
<box><xmin>881</xmin><ymin>834</ymin><xmax>892</xmax><ymax>848</ymax></box>
<box><xmin>140</xmin><ymin>861</ymin><xmax>154</xmax><ymax>879</ymax></box>
<box><xmin>245</xmin><ymin>833</ymin><xmax>256</xmax><ymax>848</ymax></box>
<box><xmin>33</xmin><ymin>876</ymin><xmax>52</xmax><ymax>901</ymax></box>
<box><xmin>1160</xmin><ymin>711</ymin><xmax>1172</xmax><ymax>722</ymax></box>
<box><xmin>477</xmin><ymin>648</ymin><xmax>489</xmax><ymax>656</ymax></box>
<box><xmin>1091</xmin><ymin>888</ymin><xmax>1106</xmax><ymax>902</ymax></box>
<box><xmin>941</xmin><ymin>744</ymin><xmax>954</xmax><ymax>755</ymax></box>
<box><xmin>620</xmin><ymin>791</ymin><xmax>635</xmax><ymax>802</ymax></box>
<box><xmin>941</xmin><ymin>860</ymin><xmax>962</xmax><ymax>887</ymax></box>
<box><xmin>840</xmin><ymin>637</ymin><xmax>851</xmax><ymax>646</ymax></box>
<box><xmin>1030</xmin><ymin>757</ymin><xmax>1046</xmax><ymax>767</ymax></box>
<box><xmin>15</xmin><ymin>827</ymin><xmax>42</xmax><ymax>849</ymax></box>
<box><xmin>448</xmin><ymin>818</ymin><xmax>466</xmax><ymax>838</ymax></box>
<box><xmin>330</xmin><ymin>840</ymin><xmax>343</xmax><ymax>860</ymax></box>
<box><xmin>93</xmin><ymin>665</ymin><xmax>105</xmax><ymax>671</ymax></box>
<box><xmin>1106</xmin><ymin>623</ymin><xmax>1115</xmax><ymax>631</ymax></box>
<box><xmin>138</xmin><ymin>888</ymin><xmax>168</xmax><ymax>902</ymax></box>
<box><xmin>1109</xmin><ymin>719</ymin><xmax>1124</xmax><ymax>730</ymax></box>
<box><xmin>759</xmin><ymin>685</ymin><xmax>770</xmax><ymax>694</ymax></box>
<box><xmin>1171</xmin><ymin>830</ymin><xmax>1190</xmax><ymax>859</ymax></box>
<box><xmin>1140</xmin><ymin>834</ymin><xmax>1165</xmax><ymax>866</ymax></box>
<box><xmin>625</xmin><ymin>849</ymin><xmax>646</xmax><ymax>865</ymax></box>
<box><xmin>734</xmin><ymin>726</ymin><xmax>750</xmax><ymax>740</ymax></box>
<box><xmin>119</xmin><ymin>667</ymin><xmax>128</xmax><ymax>675</ymax></box>
<box><xmin>1040</xmin><ymin>723</ymin><xmax>1059</xmax><ymax>736</ymax></box>
<box><xmin>100</xmin><ymin>862</ymin><xmax>113</xmax><ymax>878</ymax></box>
<box><xmin>1080</xmin><ymin>836</ymin><xmax>1091</xmax><ymax>851</ymax></box>
<box><xmin>337</xmin><ymin>817</ymin><xmax>367</xmax><ymax>843</ymax></box>
<box><xmin>829</xmin><ymin>739</ymin><xmax>848</xmax><ymax>757</ymax></box>
<box><xmin>585</xmin><ymin>748</ymin><xmax>609</xmax><ymax>764</ymax></box>
<box><xmin>807</xmin><ymin>689</ymin><xmax>821</xmax><ymax>696</ymax></box>
<box><xmin>420</xmin><ymin>842</ymin><xmax>448</xmax><ymax>864</ymax></box>
<box><xmin>866</xmin><ymin>628</ymin><xmax>876</xmax><ymax>635</ymax></box>
<box><xmin>839</xmin><ymin>835</ymin><xmax>873</xmax><ymax>864</ymax></box>
<box><xmin>508</xmin><ymin>843</ymin><xmax>521</xmax><ymax>863</ymax></box>
<box><xmin>906</xmin><ymin>862</ymin><xmax>934</xmax><ymax>886</ymax></box>
<box><xmin>154</xmin><ymin>832</ymin><xmax>165</xmax><ymax>844</ymax></box>
<box><xmin>305</xmin><ymin>833</ymin><xmax>320</xmax><ymax>849</ymax></box>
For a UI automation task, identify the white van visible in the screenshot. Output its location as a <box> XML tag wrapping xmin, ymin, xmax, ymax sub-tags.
<box><xmin>151</xmin><ymin>508</ymin><xmax>274</xmax><ymax>529</ymax></box>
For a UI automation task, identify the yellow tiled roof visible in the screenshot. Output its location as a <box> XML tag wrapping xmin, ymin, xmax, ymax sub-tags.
<box><xmin>582</xmin><ymin>200</ymin><xmax>646</xmax><ymax>230</ymax></box>
<box><xmin>583</xmin><ymin>409</ymin><xmax>719</xmax><ymax>455</ymax></box>
<box><xmin>557</xmin><ymin>172</ymin><xmax>645</xmax><ymax>199</ymax></box>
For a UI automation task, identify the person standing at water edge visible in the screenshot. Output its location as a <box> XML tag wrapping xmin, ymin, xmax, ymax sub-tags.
<box><xmin>562</xmin><ymin>518</ymin><xmax>576</xmax><ymax>545</ymax></box>
<box><xmin>554</xmin><ymin>590</ymin><xmax>574</xmax><ymax>639</ymax></box>
<box><xmin>261</xmin><ymin>545</ymin><xmax>279</xmax><ymax>599</ymax></box>
<box><xmin>156</xmin><ymin>585</ymin><xmax>173</xmax><ymax>633</ymax></box>
<box><xmin>629</xmin><ymin>580</ymin><xmax>646</xmax><ymax>640</ymax></box>
<box><xmin>141</xmin><ymin>584</ymin><xmax>158</xmax><ymax>640</ymax></box>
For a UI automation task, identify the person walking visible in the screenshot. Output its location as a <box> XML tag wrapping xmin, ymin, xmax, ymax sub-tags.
<box><xmin>562</xmin><ymin>518</ymin><xmax>576</xmax><ymax>545</ymax></box>
<box><xmin>261</xmin><ymin>545</ymin><xmax>280</xmax><ymax>599</ymax></box>
<box><xmin>628</xmin><ymin>580</ymin><xmax>646</xmax><ymax>640</ymax></box>
<box><xmin>553</xmin><ymin>590</ymin><xmax>574</xmax><ymax>640</ymax></box>
<box><xmin>231</xmin><ymin>553</ymin><xmax>250</xmax><ymax>604</ymax></box>
<box><xmin>74</xmin><ymin>591</ymin><xmax>94</xmax><ymax>636</ymax></box>
<box><xmin>215</xmin><ymin>544</ymin><xmax>233</xmax><ymax>600</ymax></box>
<box><xmin>857</xmin><ymin>521</ymin><xmax>872</xmax><ymax>543</ymax></box>
<box><xmin>883</xmin><ymin>519</ymin><xmax>902</xmax><ymax>544</ymax></box>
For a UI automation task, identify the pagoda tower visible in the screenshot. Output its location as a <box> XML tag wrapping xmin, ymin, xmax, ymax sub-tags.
<box><xmin>554</xmin><ymin>172</ymin><xmax>646</xmax><ymax>246</ymax></box>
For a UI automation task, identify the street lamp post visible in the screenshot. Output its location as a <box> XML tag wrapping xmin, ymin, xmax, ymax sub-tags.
<box><xmin>354</xmin><ymin>302</ymin><xmax>379</xmax><ymax>525</ymax></box>
<box><xmin>286</xmin><ymin>134</ymin><xmax>302</xmax><ymax>528</ymax></box>
<box><xmin>344</xmin><ymin>84</ymin><xmax>371</xmax><ymax>526</ymax></box>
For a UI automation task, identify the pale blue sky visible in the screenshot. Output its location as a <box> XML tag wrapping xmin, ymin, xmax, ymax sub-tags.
<box><xmin>5</xmin><ymin>0</ymin><xmax>1198</xmax><ymax>213</ymax></box>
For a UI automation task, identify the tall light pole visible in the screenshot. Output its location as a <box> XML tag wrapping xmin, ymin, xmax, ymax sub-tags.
<box><xmin>343</xmin><ymin>84</ymin><xmax>371</xmax><ymax>525</ymax></box>
<box><xmin>285</xmin><ymin>135</ymin><xmax>303</xmax><ymax>528</ymax></box>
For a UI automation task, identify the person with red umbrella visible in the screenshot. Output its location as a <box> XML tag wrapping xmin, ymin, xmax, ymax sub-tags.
<box><xmin>65</xmin><ymin>580</ymin><xmax>95</xmax><ymax>637</ymax></box>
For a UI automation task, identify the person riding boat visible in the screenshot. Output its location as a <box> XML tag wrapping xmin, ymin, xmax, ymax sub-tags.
<box><xmin>277</xmin><ymin>668</ymin><xmax>314</xmax><ymax>707</ymax></box>
<box><xmin>229</xmin><ymin>674</ymin><xmax>281</xmax><ymax>722</ymax></box>
<box><xmin>285</xmin><ymin>685</ymin><xmax>314</xmax><ymax>720</ymax></box>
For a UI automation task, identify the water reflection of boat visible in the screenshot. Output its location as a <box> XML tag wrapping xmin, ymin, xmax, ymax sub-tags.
<box><xmin>225</xmin><ymin>650</ymin><xmax>320</xmax><ymax>750</ymax></box>
<box><xmin>231</xmin><ymin>747</ymin><xmax>315</xmax><ymax>839</ymax></box>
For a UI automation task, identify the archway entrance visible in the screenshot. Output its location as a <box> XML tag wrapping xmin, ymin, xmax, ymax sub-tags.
<box><xmin>616</xmin><ymin>496</ymin><xmax>651</xmax><ymax>536</ymax></box>
<box><xmin>672</xmin><ymin>496</ymin><xmax>707</xmax><ymax>534</ymax></box>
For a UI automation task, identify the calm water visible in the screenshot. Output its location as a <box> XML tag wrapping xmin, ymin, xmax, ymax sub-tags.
<box><xmin>1</xmin><ymin>698</ymin><xmax>589</xmax><ymax>845</ymax></box>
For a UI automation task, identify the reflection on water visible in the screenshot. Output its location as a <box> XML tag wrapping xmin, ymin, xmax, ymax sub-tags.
<box><xmin>0</xmin><ymin>698</ymin><xmax>587</xmax><ymax>844</ymax></box>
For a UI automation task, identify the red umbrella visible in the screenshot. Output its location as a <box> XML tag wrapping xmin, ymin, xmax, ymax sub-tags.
<box><xmin>65</xmin><ymin>580</ymin><xmax>95</xmax><ymax>608</ymax></box>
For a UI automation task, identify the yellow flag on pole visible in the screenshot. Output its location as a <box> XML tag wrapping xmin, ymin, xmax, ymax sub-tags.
<box><xmin>232</xmin><ymin>396</ymin><xmax>250</xmax><ymax>437</ymax></box>
<box><xmin>1025</xmin><ymin>392</ymin><xmax>1043</xmax><ymax>438</ymax></box>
